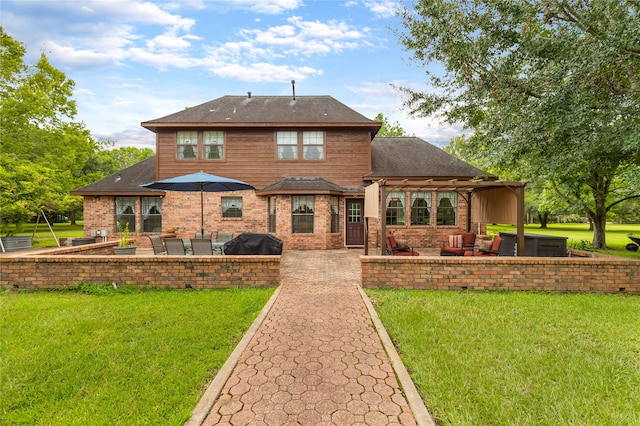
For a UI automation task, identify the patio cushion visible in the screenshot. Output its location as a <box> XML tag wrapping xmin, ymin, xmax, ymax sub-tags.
<box><xmin>481</xmin><ymin>239</ymin><xmax>493</xmax><ymax>251</ymax></box>
<box><xmin>448</xmin><ymin>234</ymin><xmax>463</xmax><ymax>248</ymax></box>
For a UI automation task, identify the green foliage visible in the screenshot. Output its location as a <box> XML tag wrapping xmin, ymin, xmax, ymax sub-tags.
<box><xmin>568</xmin><ymin>239</ymin><xmax>593</xmax><ymax>251</ymax></box>
<box><xmin>396</xmin><ymin>1</ymin><xmax>640</xmax><ymax>248</ymax></box>
<box><xmin>90</xmin><ymin>144</ymin><xmax>155</xmax><ymax>176</ymax></box>
<box><xmin>116</xmin><ymin>221</ymin><xmax>130</xmax><ymax>247</ymax></box>
<box><xmin>368</xmin><ymin>289</ymin><xmax>640</xmax><ymax>425</ymax></box>
<box><xmin>374</xmin><ymin>112</ymin><xmax>407</xmax><ymax>136</ymax></box>
<box><xmin>0</xmin><ymin>27</ymin><xmax>100</xmax><ymax>227</ymax></box>
<box><xmin>0</xmin><ymin>288</ymin><xmax>275</xmax><ymax>425</ymax></box>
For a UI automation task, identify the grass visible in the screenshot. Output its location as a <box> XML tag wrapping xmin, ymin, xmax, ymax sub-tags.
<box><xmin>0</xmin><ymin>285</ymin><xmax>275</xmax><ymax>425</ymax></box>
<box><xmin>367</xmin><ymin>289</ymin><xmax>640</xmax><ymax>426</ymax></box>
<box><xmin>487</xmin><ymin>223</ymin><xmax>640</xmax><ymax>259</ymax></box>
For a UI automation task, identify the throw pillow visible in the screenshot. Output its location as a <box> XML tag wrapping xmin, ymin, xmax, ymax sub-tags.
<box><xmin>448</xmin><ymin>234</ymin><xmax>463</xmax><ymax>248</ymax></box>
<box><xmin>481</xmin><ymin>240</ymin><xmax>493</xmax><ymax>251</ymax></box>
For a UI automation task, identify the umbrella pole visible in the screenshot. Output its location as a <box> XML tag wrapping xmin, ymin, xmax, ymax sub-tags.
<box><xmin>200</xmin><ymin>189</ymin><xmax>205</xmax><ymax>236</ymax></box>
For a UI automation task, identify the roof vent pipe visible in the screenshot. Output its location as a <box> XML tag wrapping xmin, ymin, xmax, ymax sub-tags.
<box><xmin>291</xmin><ymin>80</ymin><xmax>296</xmax><ymax>100</ymax></box>
<box><xmin>247</xmin><ymin>91</ymin><xmax>251</xmax><ymax>98</ymax></box>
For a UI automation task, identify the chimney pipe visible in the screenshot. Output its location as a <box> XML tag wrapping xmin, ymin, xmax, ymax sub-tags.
<box><xmin>247</xmin><ymin>91</ymin><xmax>251</xmax><ymax>98</ymax></box>
<box><xmin>291</xmin><ymin>80</ymin><xmax>296</xmax><ymax>100</ymax></box>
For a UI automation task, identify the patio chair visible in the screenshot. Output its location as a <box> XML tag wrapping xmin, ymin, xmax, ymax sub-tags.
<box><xmin>465</xmin><ymin>235</ymin><xmax>502</xmax><ymax>256</ymax></box>
<box><xmin>148</xmin><ymin>235</ymin><xmax>166</xmax><ymax>255</ymax></box>
<box><xmin>164</xmin><ymin>238</ymin><xmax>187</xmax><ymax>255</ymax></box>
<box><xmin>216</xmin><ymin>231</ymin><xmax>234</xmax><ymax>243</ymax></box>
<box><xmin>215</xmin><ymin>232</ymin><xmax>234</xmax><ymax>255</ymax></box>
<box><xmin>385</xmin><ymin>233</ymin><xmax>419</xmax><ymax>256</ymax></box>
<box><xmin>440</xmin><ymin>232</ymin><xmax>476</xmax><ymax>256</ymax></box>
<box><xmin>194</xmin><ymin>231</ymin><xmax>212</xmax><ymax>240</ymax></box>
<box><xmin>190</xmin><ymin>238</ymin><xmax>214</xmax><ymax>255</ymax></box>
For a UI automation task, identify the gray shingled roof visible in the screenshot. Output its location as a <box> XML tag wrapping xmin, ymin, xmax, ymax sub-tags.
<box><xmin>141</xmin><ymin>95</ymin><xmax>381</xmax><ymax>131</ymax></box>
<box><xmin>259</xmin><ymin>176</ymin><xmax>348</xmax><ymax>194</ymax></box>
<box><xmin>369</xmin><ymin>137</ymin><xmax>490</xmax><ymax>179</ymax></box>
<box><xmin>71</xmin><ymin>157</ymin><xmax>161</xmax><ymax>196</ymax></box>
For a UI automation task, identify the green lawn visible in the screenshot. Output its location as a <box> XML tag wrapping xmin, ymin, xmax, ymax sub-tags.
<box><xmin>487</xmin><ymin>223</ymin><xmax>640</xmax><ymax>259</ymax></box>
<box><xmin>2</xmin><ymin>222</ymin><xmax>85</xmax><ymax>248</ymax></box>
<box><xmin>367</xmin><ymin>289</ymin><xmax>640</xmax><ymax>426</ymax></box>
<box><xmin>0</xmin><ymin>285</ymin><xmax>275</xmax><ymax>425</ymax></box>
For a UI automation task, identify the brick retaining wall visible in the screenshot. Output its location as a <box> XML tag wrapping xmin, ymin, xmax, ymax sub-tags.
<box><xmin>1</xmin><ymin>255</ymin><xmax>280</xmax><ymax>290</ymax></box>
<box><xmin>361</xmin><ymin>256</ymin><xmax>640</xmax><ymax>293</ymax></box>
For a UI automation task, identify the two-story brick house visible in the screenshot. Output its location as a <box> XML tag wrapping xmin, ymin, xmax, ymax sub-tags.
<box><xmin>73</xmin><ymin>94</ymin><xmax>501</xmax><ymax>250</ymax></box>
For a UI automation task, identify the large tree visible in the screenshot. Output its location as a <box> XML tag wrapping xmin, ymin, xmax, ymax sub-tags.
<box><xmin>0</xmin><ymin>27</ymin><xmax>102</xmax><ymax>229</ymax></box>
<box><xmin>396</xmin><ymin>1</ymin><xmax>640</xmax><ymax>248</ymax></box>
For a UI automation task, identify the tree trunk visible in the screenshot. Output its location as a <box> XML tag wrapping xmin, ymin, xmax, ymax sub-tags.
<box><xmin>589</xmin><ymin>192</ymin><xmax>608</xmax><ymax>249</ymax></box>
<box><xmin>537</xmin><ymin>212</ymin><xmax>548</xmax><ymax>228</ymax></box>
<box><xmin>70</xmin><ymin>211</ymin><xmax>77</xmax><ymax>226</ymax></box>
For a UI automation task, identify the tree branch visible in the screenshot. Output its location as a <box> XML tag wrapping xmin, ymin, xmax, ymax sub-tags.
<box><xmin>606</xmin><ymin>194</ymin><xmax>640</xmax><ymax>212</ymax></box>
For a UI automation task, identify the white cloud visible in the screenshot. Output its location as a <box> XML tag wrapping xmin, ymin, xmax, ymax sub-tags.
<box><xmin>364</xmin><ymin>0</ymin><xmax>399</xmax><ymax>18</ymax></box>
<box><xmin>198</xmin><ymin>17</ymin><xmax>369</xmax><ymax>82</ymax></box>
<box><xmin>227</xmin><ymin>0</ymin><xmax>303</xmax><ymax>14</ymax></box>
<box><xmin>46</xmin><ymin>42</ymin><xmax>127</xmax><ymax>69</ymax></box>
<box><xmin>127</xmin><ymin>48</ymin><xmax>197</xmax><ymax>70</ymax></box>
<box><xmin>146</xmin><ymin>33</ymin><xmax>200</xmax><ymax>52</ymax></box>
<box><xmin>241</xmin><ymin>16</ymin><xmax>370</xmax><ymax>56</ymax></box>
<box><xmin>205</xmin><ymin>61</ymin><xmax>323</xmax><ymax>83</ymax></box>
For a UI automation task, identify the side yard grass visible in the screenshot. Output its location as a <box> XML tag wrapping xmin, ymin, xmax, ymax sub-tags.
<box><xmin>367</xmin><ymin>289</ymin><xmax>640</xmax><ymax>426</ymax></box>
<box><xmin>0</xmin><ymin>285</ymin><xmax>275</xmax><ymax>425</ymax></box>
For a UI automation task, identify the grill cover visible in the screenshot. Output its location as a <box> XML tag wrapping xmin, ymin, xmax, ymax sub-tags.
<box><xmin>223</xmin><ymin>233</ymin><xmax>283</xmax><ymax>255</ymax></box>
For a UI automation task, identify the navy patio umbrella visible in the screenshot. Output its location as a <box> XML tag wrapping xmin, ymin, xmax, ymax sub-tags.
<box><xmin>141</xmin><ymin>171</ymin><xmax>255</xmax><ymax>235</ymax></box>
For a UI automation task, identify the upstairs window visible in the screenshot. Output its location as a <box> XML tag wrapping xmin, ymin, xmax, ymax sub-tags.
<box><xmin>222</xmin><ymin>197</ymin><xmax>243</xmax><ymax>218</ymax></box>
<box><xmin>204</xmin><ymin>131</ymin><xmax>224</xmax><ymax>160</ymax></box>
<box><xmin>177</xmin><ymin>131</ymin><xmax>197</xmax><ymax>159</ymax></box>
<box><xmin>437</xmin><ymin>192</ymin><xmax>457</xmax><ymax>226</ymax></box>
<box><xmin>277</xmin><ymin>131</ymin><xmax>298</xmax><ymax>160</ymax></box>
<box><xmin>303</xmin><ymin>131</ymin><xmax>324</xmax><ymax>160</ymax></box>
<box><xmin>276</xmin><ymin>130</ymin><xmax>325</xmax><ymax>160</ymax></box>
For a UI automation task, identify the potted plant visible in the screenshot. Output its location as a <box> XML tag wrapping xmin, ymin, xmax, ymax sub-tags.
<box><xmin>113</xmin><ymin>222</ymin><xmax>137</xmax><ymax>255</ymax></box>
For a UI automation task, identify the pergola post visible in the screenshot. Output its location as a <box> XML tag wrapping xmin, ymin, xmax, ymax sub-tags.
<box><xmin>379</xmin><ymin>183</ymin><xmax>387</xmax><ymax>256</ymax></box>
<box><xmin>515</xmin><ymin>185</ymin><xmax>526</xmax><ymax>256</ymax></box>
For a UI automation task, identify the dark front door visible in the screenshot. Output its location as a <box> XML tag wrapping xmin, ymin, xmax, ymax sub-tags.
<box><xmin>346</xmin><ymin>198</ymin><xmax>364</xmax><ymax>246</ymax></box>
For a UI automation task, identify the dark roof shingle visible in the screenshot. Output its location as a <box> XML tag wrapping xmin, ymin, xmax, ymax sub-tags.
<box><xmin>142</xmin><ymin>95</ymin><xmax>381</xmax><ymax>132</ymax></box>
<box><xmin>259</xmin><ymin>176</ymin><xmax>348</xmax><ymax>194</ymax></box>
<box><xmin>369</xmin><ymin>137</ymin><xmax>490</xmax><ymax>179</ymax></box>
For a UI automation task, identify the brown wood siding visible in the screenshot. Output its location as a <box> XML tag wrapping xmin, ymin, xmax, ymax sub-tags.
<box><xmin>155</xmin><ymin>128</ymin><xmax>372</xmax><ymax>189</ymax></box>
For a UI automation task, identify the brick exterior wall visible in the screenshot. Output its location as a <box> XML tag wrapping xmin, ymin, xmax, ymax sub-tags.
<box><xmin>83</xmin><ymin>189</ymin><xmax>488</xmax><ymax>251</ymax></box>
<box><xmin>361</xmin><ymin>256</ymin><xmax>640</xmax><ymax>293</ymax></box>
<box><xmin>1</xmin><ymin>252</ymin><xmax>280</xmax><ymax>290</ymax></box>
<box><xmin>83</xmin><ymin>193</ymin><xmax>346</xmax><ymax>250</ymax></box>
<box><xmin>366</xmin><ymin>193</ymin><xmax>487</xmax><ymax>249</ymax></box>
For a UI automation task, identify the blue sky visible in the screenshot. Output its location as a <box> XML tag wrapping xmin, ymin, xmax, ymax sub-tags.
<box><xmin>2</xmin><ymin>0</ymin><xmax>461</xmax><ymax>150</ymax></box>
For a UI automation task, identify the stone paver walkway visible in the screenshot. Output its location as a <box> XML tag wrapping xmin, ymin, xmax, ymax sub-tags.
<box><xmin>197</xmin><ymin>249</ymin><xmax>426</xmax><ymax>425</ymax></box>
